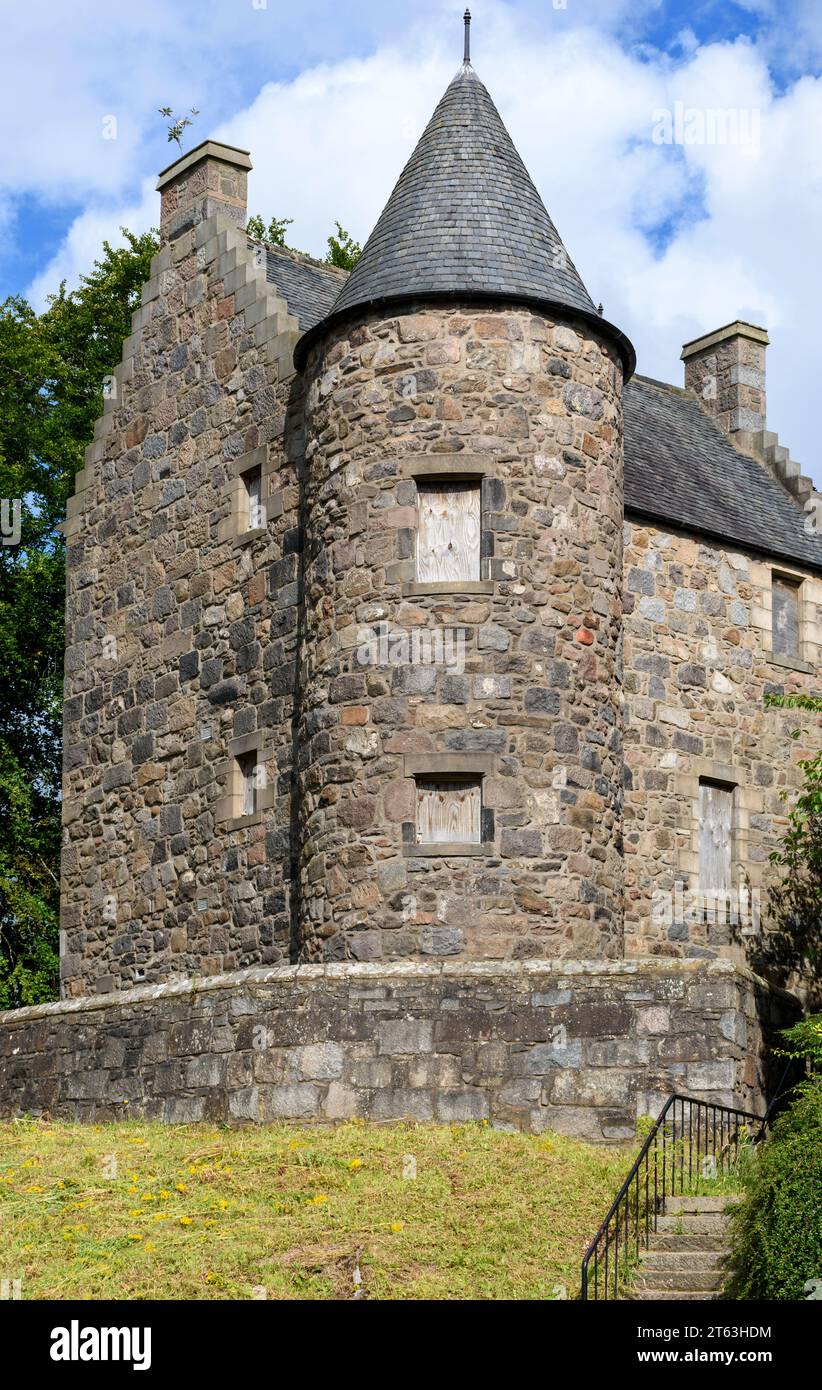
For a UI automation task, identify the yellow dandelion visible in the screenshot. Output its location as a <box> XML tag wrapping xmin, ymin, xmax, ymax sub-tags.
<box><xmin>390</xmin><ymin>1222</ymin><xmax>404</xmax><ymax>1233</ymax></box>
<box><xmin>56</xmin><ymin>1180</ymin><xmax>65</xmax><ymax>1189</ymax></box>
<box><xmin>175</xmin><ymin>1182</ymin><xmax>187</xmax><ymax>1194</ymax></box>
<box><xmin>203</xmin><ymin>1219</ymin><xmax>215</xmax><ymax>1228</ymax></box>
<box><xmin>287</xmin><ymin>1139</ymin><xmax>301</xmax><ymax>1150</ymax></box>
<box><xmin>217</xmin><ymin>1199</ymin><xmax>229</xmax><ymax>1210</ymax></box>
<box><xmin>179</xmin><ymin>1216</ymin><xmax>193</xmax><ymax>1226</ymax></box>
<box><xmin>143</xmin><ymin>1241</ymin><xmax>156</xmax><ymax>1254</ymax></box>
<box><xmin>128</xmin><ymin>1233</ymin><xmax>142</xmax><ymax>1242</ymax></box>
<box><xmin>159</xmin><ymin>1190</ymin><xmax>171</xmax><ymax>1200</ymax></box>
<box><xmin>152</xmin><ymin>1213</ymin><xmax>166</xmax><ymax>1222</ymax></box>
<box><xmin>25</xmin><ymin>1184</ymin><xmax>44</xmax><ymax>1193</ymax></box>
<box><xmin>312</xmin><ymin>1193</ymin><xmax>328</xmax><ymax>1205</ymax></box>
<box><xmin>348</xmin><ymin>1158</ymin><xmax>362</xmax><ymax>1170</ymax></box>
<box><xmin>129</xmin><ymin>1209</ymin><xmax>144</xmax><ymax>1218</ymax></box>
<box><xmin>141</xmin><ymin>1193</ymin><xmax>156</xmax><ymax>1202</ymax></box>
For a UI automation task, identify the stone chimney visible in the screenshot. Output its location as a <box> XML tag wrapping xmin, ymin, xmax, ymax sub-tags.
<box><xmin>681</xmin><ymin>320</ymin><xmax>768</xmax><ymax>450</ymax></box>
<box><xmin>156</xmin><ymin>139</ymin><xmax>251</xmax><ymax>243</ymax></box>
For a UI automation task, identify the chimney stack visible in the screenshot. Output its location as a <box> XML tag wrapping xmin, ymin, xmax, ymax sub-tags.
<box><xmin>681</xmin><ymin>320</ymin><xmax>768</xmax><ymax>450</ymax></box>
<box><xmin>156</xmin><ymin>139</ymin><xmax>251</xmax><ymax>243</ymax></box>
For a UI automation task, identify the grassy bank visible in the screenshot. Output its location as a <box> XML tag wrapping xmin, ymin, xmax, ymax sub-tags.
<box><xmin>0</xmin><ymin>1118</ymin><xmax>631</xmax><ymax>1300</ymax></box>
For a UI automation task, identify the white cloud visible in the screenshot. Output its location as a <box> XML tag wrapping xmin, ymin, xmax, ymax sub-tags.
<box><xmin>18</xmin><ymin>0</ymin><xmax>822</xmax><ymax>487</ymax></box>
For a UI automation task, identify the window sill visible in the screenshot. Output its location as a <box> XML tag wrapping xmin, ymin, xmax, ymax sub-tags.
<box><xmin>402</xmin><ymin>841</ymin><xmax>493</xmax><ymax>858</ymax></box>
<box><xmin>226</xmin><ymin>809</ymin><xmax>266</xmax><ymax>831</ymax></box>
<box><xmin>767</xmin><ymin>651</ymin><xmax>813</xmax><ymax>675</ymax></box>
<box><xmin>401</xmin><ymin>580</ymin><xmax>494</xmax><ymax>597</ymax></box>
<box><xmin>232</xmin><ymin>525</ymin><xmax>268</xmax><ymax>549</ymax></box>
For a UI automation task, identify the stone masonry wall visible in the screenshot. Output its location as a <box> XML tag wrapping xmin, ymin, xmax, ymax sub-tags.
<box><xmin>623</xmin><ymin>517</ymin><xmax>822</xmax><ymax>957</ymax></box>
<box><xmin>60</xmin><ymin>209</ymin><xmax>313</xmax><ymax>997</ymax></box>
<box><xmin>298</xmin><ymin>305</ymin><xmax>625</xmax><ymax>964</ymax></box>
<box><xmin>0</xmin><ymin>961</ymin><xmax>797</xmax><ymax>1141</ymax></box>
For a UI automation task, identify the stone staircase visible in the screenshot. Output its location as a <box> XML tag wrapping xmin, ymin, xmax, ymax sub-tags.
<box><xmin>627</xmin><ymin>1196</ymin><xmax>736</xmax><ymax>1301</ymax></box>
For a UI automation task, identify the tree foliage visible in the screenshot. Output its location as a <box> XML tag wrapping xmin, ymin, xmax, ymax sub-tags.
<box><xmin>0</xmin><ymin>228</ymin><xmax>158</xmax><ymax>1006</ymax></box>
<box><xmin>725</xmin><ymin>1016</ymin><xmax>822</xmax><ymax>1300</ymax></box>
<box><xmin>751</xmin><ymin>693</ymin><xmax>822</xmax><ymax>1002</ymax></box>
<box><xmin>245</xmin><ymin>214</ymin><xmax>362</xmax><ymax>269</ymax></box>
<box><xmin>245</xmin><ymin>214</ymin><xmax>294</xmax><ymax>247</ymax></box>
<box><xmin>325</xmin><ymin>221</ymin><xmax>362</xmax><ymax>271</ymax></box>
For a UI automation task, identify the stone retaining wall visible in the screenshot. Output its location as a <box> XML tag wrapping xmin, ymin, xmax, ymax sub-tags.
<box><xmin>0</xmin><ymin>961</ymin><xmax>798</xmax><ymax>1142</ymax></box>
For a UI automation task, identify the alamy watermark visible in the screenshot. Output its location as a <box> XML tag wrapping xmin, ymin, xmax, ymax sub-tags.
<box><xmin>356</xmin><ymin>622</ymin><xmax>466</xmax><ymax>675</ymax></box>
<box><xmin>1</xmin><ymin>499</ymin><xmax>22</xmax><ymax>546</ymax></box>
<box><xmin>651</xmin><ymin>883</ymin><xmax>761</xmax><ymax>936</ymax></box>
<box><xmin>652</xmin><ymin>102</ymin><xmax>760</xmax><ymax>156</ymax></box>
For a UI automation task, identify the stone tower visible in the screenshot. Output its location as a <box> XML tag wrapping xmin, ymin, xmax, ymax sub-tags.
<box><xmin>294</xmin><ymin>54</ymin><xmax>635</xmax><ymax>963</ymax></box>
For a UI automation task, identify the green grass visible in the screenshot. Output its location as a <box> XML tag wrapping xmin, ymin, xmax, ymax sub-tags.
<box><xmin>0</xmin><ymin>1118</ymin><xmax>632</xmax><ymax>1300</ymax></box>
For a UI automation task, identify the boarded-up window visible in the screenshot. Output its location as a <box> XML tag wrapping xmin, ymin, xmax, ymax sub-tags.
<box><xmin>416</xmin><ymin>482</ymin><xmax>481</xmax><ymax>584</ymax></box>
<box><xmin>416</xmin><ymin>778</ymin><xmax>481</xmax><ymax>844</ymax></box>
<box><xmin>698</xmin><ymin>780</ymin><xmax>734</xmax><ymax>892</ymax></box>
<box><xmin>772</xmin><ymin>575</ymin><xmax>800</xmax><ymax>658</ymax></box>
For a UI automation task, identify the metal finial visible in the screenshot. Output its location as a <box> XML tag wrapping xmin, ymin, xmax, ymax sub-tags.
<box><xmin>597</xmin><ymin>303</ymin><xmax>604</xmax><ymax>316</ymax></box>
<box><xmin>463</xmin><ymin>9</ymin><xmax>471</xmax><ymax>64</ymax></box>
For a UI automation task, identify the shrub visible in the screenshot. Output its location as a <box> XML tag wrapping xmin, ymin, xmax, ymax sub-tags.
<box><xmin>725</xmin><ymin>1018</ymin><xmax>822</xmax><ymax>1300</ymax></box>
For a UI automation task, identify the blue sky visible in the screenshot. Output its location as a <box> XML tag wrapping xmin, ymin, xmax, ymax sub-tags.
<box><xmin>3</xmin><ymin>0</ymin><xmax>822</xmax><ymax>483</ymax></box>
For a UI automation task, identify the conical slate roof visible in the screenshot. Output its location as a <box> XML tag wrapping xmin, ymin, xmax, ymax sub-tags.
<box><xmin>330</xmin><ymin>63</ymin><xmax>595</xmax><ymax>320</ymax></box>
<box><xmin>295</xmin><ymin>61</ymin><xmax>634</xmax><ymax>374</ymax></box>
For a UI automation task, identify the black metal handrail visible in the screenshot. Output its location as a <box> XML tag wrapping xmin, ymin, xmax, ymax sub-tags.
<box><xmin>580</xmin><ymin>1093</ymin><xmax>767</xmax><ymax>1301</ymax></box>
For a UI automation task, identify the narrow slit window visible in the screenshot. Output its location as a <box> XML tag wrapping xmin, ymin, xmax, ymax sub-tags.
<box><xmin>698</xmin><ymin>779</ymin><xmax>734</xmax><ymax>893</ymax></box>
<box><xmin>416</xmin><ymin>481</ymin><xmax>481</xmax><ymax>584</ymax></box>
<box><xmin>772</xmin><ymin>574</ymin><xmax>800</xmax><ymax>658</ymax></box>
<box><xmin>238</xmin><ymin>751</ymin><xmax>262</xmax><ymax>817</ymax></box>
<box><xmin>243</xmin><ymin>467</ymin><xmax>264</xmax><ymax>532</ymax></box>
<box><xmin>416</xmin><ymin>777</ymin><xmax>481</xmax><ymax>845</ymax></box>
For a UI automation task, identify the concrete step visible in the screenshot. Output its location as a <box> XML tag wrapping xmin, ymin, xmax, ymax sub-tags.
<box><xmin>665</xmin><ymin>1195</ymin><xmax>738</xmax><ymax>1215</ymax></box>
<box><xmin>642</xmin><ymin>1250</ymin><xmax>724</xmax><ymax>1272</ymax></box>
<box><xmin>629</xmin><ymin>1289</ymin><xmax>723</xmax><ymax>1301</ymax></box>
<box><xmin>633</xmin><ymin>1269</ymin><xmax>724</xmax><ymax>1292</ymax></box>
<box><xmin>652</xmin><ymin>1232</ymin><xmax>726</xmax><ymax>1251</ymax></box>
<box><xmin>656</xmin><ymin>1213</ymin><xmax>730</xmax><ymax>1234</ymax></box>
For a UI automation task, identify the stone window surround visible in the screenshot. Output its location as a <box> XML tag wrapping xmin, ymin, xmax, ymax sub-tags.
<box><xmin>767</xmin><ymin>565</ymin><xmax>813</xmax><ymax>674</ymax></box>
<box><xmin>401</xmin><ymin>753</ymin><xmax>495</xmax><ymax>857</ymax></box>
<box><xmin>674</xmin><ymin>759</ymin><xmax>754</xmax><ymax>899</ymax></box>
<box><xmin>215</xmin><ymin>730</ymin><xmax>276</xmax><ymax>831</ymax></box>
<box><xmin>217</xmin><ymin>444</ymin><xmax>283</xmax><ymax>548</ymax></box>
<box><xmin>398</xmin><ymin>456</ymin><xmax>498</xmax><ymax>598</ymax></box>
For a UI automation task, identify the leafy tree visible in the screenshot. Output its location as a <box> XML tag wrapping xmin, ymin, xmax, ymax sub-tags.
<box><xmin>750</xmin><ymin>694</ymin><xmax>822</xmax><ymax>1002</ymax></box>
<box><xmin>0</xmin><ymin>228</ymin><xmax>158</xmax><ymax>1007</ymax></box>
<box><xmin>725</xmin><ymin>1016</ymin><xmax>822</xmax><ymax>1300</ymax></box>
<box><xmin>246</xmin><ymin>213</ymin><xmax>361</xmax><ymax>270</ymax></box>
<box><xmin>326</xmin><ymin>221</ymin><xmax>362</xmax><ymax>270</ymax></box>
<box><xmin>246</xmin><ymin>214</ymin><xmax>294</xmax><ymax>247</ymax></box>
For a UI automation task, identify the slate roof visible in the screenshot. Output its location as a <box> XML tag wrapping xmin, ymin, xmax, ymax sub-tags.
<box><xmin>329</xmin><ymin>64</ymin><xmax>596</xmax><ymax>321</ymax></box>
<box><xmin>624</xmin><ymin>375</ymin><xmax>822</xmax><ymax>573</ymax></box>
<box><xmin>261</xmin><ymin>243</ymin><xmax>345</xmax><ymax>332</ymax></box>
